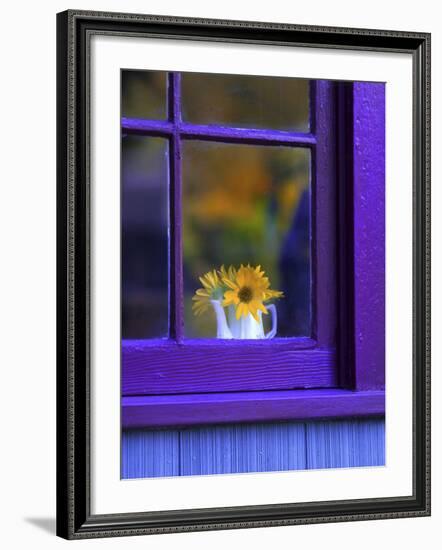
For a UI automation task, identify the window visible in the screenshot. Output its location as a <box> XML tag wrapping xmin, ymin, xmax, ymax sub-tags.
<box><xmin>121</xmin><ymin>72</ymin><xmax>385</xmax><ymax>428</ymax></box>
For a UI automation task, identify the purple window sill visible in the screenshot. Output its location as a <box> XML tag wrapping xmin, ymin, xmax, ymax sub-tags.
<box><xmin>122</xmin><ymin>338</ymin><xmax>337</xmax><ymax>395</ymax></box>
<box><xmin>122</xmin><ymin>388</ymin><xmax>385</xmax><ymax>429</ymax></box>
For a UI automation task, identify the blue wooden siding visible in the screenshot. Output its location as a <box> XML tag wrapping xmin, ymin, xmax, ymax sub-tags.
<box><xmin>306</xmin><ymin>419</ymin><xmax>385</xmax><ymax>469</ymax></box>
<box><xmin>122</xmin><ymin>418</ymin><xmax>385</xmax><ymax>479</ymax></box>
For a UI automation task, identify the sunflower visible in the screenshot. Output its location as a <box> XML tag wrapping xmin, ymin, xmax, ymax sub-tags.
<box><xmin>222</xmin><ymin>264</ymin><xmax>283</xmax><ymax>321</ymax></box>
<box><xmin>192</xmin><ymin>269</ymin><xmax>224</xmax><ymax>316</ymax></box>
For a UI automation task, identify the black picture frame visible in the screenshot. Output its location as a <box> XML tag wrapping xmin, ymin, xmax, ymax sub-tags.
<box><xmin>56</xmin><ymin>9</ymin><xmax>431</xmax><ymax>539</ymax></box>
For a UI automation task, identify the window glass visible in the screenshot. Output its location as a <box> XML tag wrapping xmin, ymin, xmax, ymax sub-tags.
<box><xmin>121</xmin><ymin>135</ymin><xmax>169</xmax><ymax>338</ymax></box>
<box><xmin>121</xmin><ymin>70</ymin><xmax>167</xmax><ymax>120</ymax></box>
<box><xmin>183</xmin><ymin>141</ymin><xmax>311</xmax><ymax>339</ymax></box>
<box><xmin>182</xmin><ymin>73</ymin><xmax>310</xmax><ymax>132</ymax></box>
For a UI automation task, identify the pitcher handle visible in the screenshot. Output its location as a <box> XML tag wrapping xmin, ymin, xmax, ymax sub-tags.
<box><xmin>265</xmin><ymin>304</ymin><xmax>277</xmax><ymax>339</ymax></box>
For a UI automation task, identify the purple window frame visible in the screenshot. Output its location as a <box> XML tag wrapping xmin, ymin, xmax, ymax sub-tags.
<box><xmin>121</xmin><ymin>73</ymin><xmax>385</xmax><ymax>428</ymax></box>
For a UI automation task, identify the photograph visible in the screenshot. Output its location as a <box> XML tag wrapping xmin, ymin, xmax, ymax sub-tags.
<box><xmin>120</xmin><ymin>70</ymin><xmax>386</xmax><ymax>479</ymax></box>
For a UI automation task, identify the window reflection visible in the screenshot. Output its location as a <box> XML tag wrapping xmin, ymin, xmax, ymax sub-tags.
<box><xmin>182</xmin><ymin>141</ymin><xmax>311</xmax><ymax>338</ymax></box>
<box><xmin>121</xmin><ymin>70</ymin><xmax>167</xmax><ymax>120</ymax></box>
<box><xmin>182</xmin><ymin>72</ymin><xmax>310</xmax><ymax>132</ymax></box>
<box><xmin>121</xmin><ymin>135</ymin><xmax>169</xmax><ymax>338</ymax></box>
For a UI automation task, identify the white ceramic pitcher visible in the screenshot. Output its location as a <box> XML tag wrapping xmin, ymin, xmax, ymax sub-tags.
<box><xmin>210</xmin><ymin>299</ymin><xmax>277</xmax><ymax>340</ymax></box>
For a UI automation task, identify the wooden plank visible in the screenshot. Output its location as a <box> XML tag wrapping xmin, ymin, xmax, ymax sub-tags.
<box><xmin>122</xmin><ymin>340</ymin><xmax>336</xmax><ymax>395</ymax></box>
<box><xmin>179</xmin><ymin>123</ymin><xmax>316</xmax><ymax>146</ymax></box>
<box><xmin>168</xmin><ymin>72</ymin><xmax>184</xmax><ymax>341</ymax></box>
<box><xmin>121</xmin><ymin>428</ymin><xmax>180</xmax><ymax>479</ymax></box>
<box><xmin>121</xmin><ymin>117</ymin><xmax>174</xmax><ymax>136</ymax></box>
<box><xmin>122</xmin><ymin>388</ymin><xmax>385</xmax><ymax>428</ymax></box>
<box><xmin>312</xmin><ymin>81</ymin><xmax>338</xmax><ymax>347</ymax></box>
<box><xmin>179</xmin><ymin>422</ymin><xmax>306</xmax><ymax>476</ymax></box>
<box><xmin>121</xmin><ymin>117</ymin><xmax>317</xmax><ymax>147</ymax></box>
<box><xmin>121</xmin><ymin>418</ymin><xmax>385</xmax><ymax>478</ymax></box>
<box><xmin>306</xmin><ymin>418</ymin><xmax>385</xmax><ymax>469</ymax></box>
<box><xmin>352</xmin><ymin>83</ymin><xmax>386</xmax><ymax>390</ymax></box>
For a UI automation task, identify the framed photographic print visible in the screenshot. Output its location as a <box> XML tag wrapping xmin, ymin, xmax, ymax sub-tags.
<box><xmin>56</xmin><ymin>9</ymin><xmax>431</xmax><ymax>539</ymax></box>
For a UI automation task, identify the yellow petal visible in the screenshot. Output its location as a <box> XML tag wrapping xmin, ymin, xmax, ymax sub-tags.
<box><xmin>223</xmin><ymin>278</ymin><xmax>238</xmax><ymax>290</ymax></box>
<box><xmin>223</xmin><ymin>290</ymin><xmax>239</xmax><ymax>307</ymax></box>
<box><xmin>236</xmin><ymin>303</ymin><xmax>245</xmax><ymax>319</ymax></box>
<box><xmin>195</xmin><ymin>289</ymin><xmax>209</xmax><ymax>296</ymax></box>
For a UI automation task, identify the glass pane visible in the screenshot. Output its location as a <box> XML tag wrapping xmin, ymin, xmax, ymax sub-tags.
<box><xmin>121</xmin><ymin>135</ymin><xmax>169</xmax><ymax>339</ymax></box>
<box><xmin>183</xmin><ymin>141</ymin><xmax>311</xmax><ymax>339</ymax></box>
<box><xmin>182</xmin><ymin>72</ymin><xmax>310</xmax><ymax>132</ymax></box>
<box><xmin>121</xmin><ymin>70</ymin><xmax>167</xmax><ymax>120</ymax></box>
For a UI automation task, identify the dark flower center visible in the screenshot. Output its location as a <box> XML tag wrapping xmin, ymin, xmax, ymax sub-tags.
<box><xmin>238</xmin><ymin>286</ymin><xmax>253</xmax><ymax>304</ymax></box>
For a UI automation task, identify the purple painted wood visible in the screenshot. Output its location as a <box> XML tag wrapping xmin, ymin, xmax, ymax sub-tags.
<box><xmin>122</xmin><ymin>388</ymin><xmax>385</xmax><ymax>428</ymax></box>
<box><xmin>168</xmin><ymin>73</ymin><xmax>184</xmax><ymax>341</ymax></box>
<box><xmin>312</xmin><ymin>81</ymin><xmax>337</xmax><ymax>348</ymax></box>
<box><xmin>122</xmin><ymin>339</ymin><xmax>336</xmax><ymax>395</ymax></box>
<box><xmin>352</xmin><ymin>83</ymin><xmax>385</xmax><ymax>390</ymax></box>
<box><xmin>121</xmin><ymin>118</ymin><xmax>174</xmax><ymax>136</ymax></box>
<box><xmin>121</xmin><ymin>117</ymin><xmax>316</xmax><ymax>147</ymax></box>
<box><xmin>179</xmin><ymin>123</ymin><xmax>316</xmax><ymax>146</ymax></box>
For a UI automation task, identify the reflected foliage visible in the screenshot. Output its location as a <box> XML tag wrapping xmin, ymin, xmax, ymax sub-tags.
<box><xmin>122</xmin><ymin>70</ymin><xmax>167</xmax><ymax>120</ymax></box>
<box><xmin>182</xmin><ymin>72</ymin><xmax>310</xmax><ymax>132</ymax></box>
